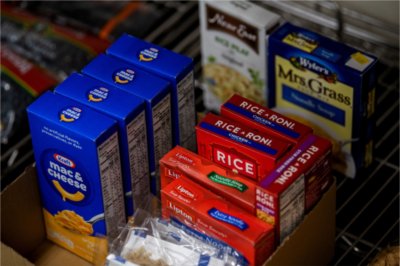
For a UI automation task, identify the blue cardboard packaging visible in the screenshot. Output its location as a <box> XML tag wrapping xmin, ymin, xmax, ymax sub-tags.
<box><xmin>268</xmin><ymin>22</ymin><xmax>377</xmax><ymax>178</ymax></box>
<box><xmin>107</xmin><ymin>34</ymin><xmax>196</xmax><ymax>151</ymax></box>
<box><xmin>27</xmin><ymin>91</ymin><xmax>126</xmax><ymax>262</ymax></box>
<box><xmin>55</xmin><ymin>73</ymin><xmax>149</xmax><ymax>217</ymax></box>
<box><xmin>82</xmin><ymin>54</ymin><xmax>172</xmax><ymax>195</ymax></box>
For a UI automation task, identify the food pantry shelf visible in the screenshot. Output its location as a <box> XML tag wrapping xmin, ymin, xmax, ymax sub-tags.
<box><xmin>1</xmin><ymin>1</ymin><xmax>399</xmax><ymax>265</ymax></box>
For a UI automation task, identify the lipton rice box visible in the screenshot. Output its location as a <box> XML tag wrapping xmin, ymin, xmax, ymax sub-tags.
<box><xmin>27</xmin><ymin>91</ymin><xmax>126</xmax><ymax>262</ymax></box>
<box><xmin>256</xmin><ymin>134</ymin><xmax>332</xmax><ymax>243</ymax></box>
<box><xmin>161</xmin><ymin>177</ymin><xmax>275</xmax><ymax>266</ymax></box>
<box><xmin>200</xmin><ymin>0</ymin><xmax>281</xmax><ymax>111</ymax></box>
<box><xmin>268</xmin><ymin>22</ymin><xmax>377</xmax><ymax>178</ymax></box>
<box><xmin>107</xmin><ymin>34</ymin><xmax>196</xmax><ymax>151</ymax></box>
<box><xmin>221</xmin><ymin>94</ymin><xmax>313</xmax><ymax>146</ymax></box>
<box><xmin>196</xmin><ymin>113</ymin><xmax>290</xmax><ymax>181</ymax></box>
<box><xmin>55</xmin><ymin>73</ymin><xmax>149</xmax><ymax>218</ymax></box>
<box><xmin>160</xmin><ymin>146</ymin><xmax>256</xmax><ymax>214</ymax></box>
<box><xmin>82</xmin><ymin>54</ymin><xmax>172</xmax><ymax>196</ymax></box>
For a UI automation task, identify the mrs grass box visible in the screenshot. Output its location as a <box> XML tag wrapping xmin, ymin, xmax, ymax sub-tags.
<box><xmin>82</xmin><ymin>54</ymin><xmax>172</xmax><ymax>195</ymax></box>
<box><xmin>107</xmin><ymin>34</ymin><xmax>196</xmax><ymax>151</ymax></box>
<box><xmin>268</xmin><ymin>23</ymin><xmax>377</xmax><ymax>178</ymax></box>
<box><xmin>27</xmin><ymin>91</ymin><xmax>126</xmax><ymax>262</ymax></box>
<box><xmin>55</xmin><ymin>73</ymin><xmax>149</xmax><ymax>218</ymax></box>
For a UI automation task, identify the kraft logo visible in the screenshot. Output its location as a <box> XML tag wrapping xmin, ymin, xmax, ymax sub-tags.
<box><xmin>138</xmin><ymin>47</ymin><xmax>159</xmax><ymax>62</ymax></box>
<box><xmin>53</xmin><ymin>154</ymin><xmax>76</xmax><ymax>168</ymax></box>
<box><xmin>59</xmin><ymin>107</ymin><xmax>81</xmax><ymax>122</ymax></box>
<box><xmin>114</xmin><ymin>69</ymin><xmax>135</xmax><ymax>84</ymax></box>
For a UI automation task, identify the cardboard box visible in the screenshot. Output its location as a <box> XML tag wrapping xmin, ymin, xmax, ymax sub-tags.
<box><xmin>82</xmin><ymin>54</ymin><xmax>172</xmax><ymax>196</ymax></box>
<box><xmin>54</xmin><ymin>73</ymin><xmax>150</xmax><ymax>218</ymax></box>
<box><xmin>107</xmin><ymin>34</ymin><xmax>196</xmax><ymax>151</ymax></box>
<box><xmin>1</xmin><ymin>166</ymin><xmax>335</xmax><ymax>266</ymax></box>
<box><xmin>268</xmin><ymin>22</ymin><xmax>377</xmax><ymax>178</ymax></box>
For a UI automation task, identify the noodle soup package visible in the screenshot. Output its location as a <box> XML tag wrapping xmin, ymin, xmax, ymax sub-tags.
<box><xmin>199</xmin><ymin>0</ymin><xmax>281</xmax><ymax>111</ymax></box>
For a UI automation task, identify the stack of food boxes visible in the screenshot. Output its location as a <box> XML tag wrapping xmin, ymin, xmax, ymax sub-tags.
<box><xmin>27</xmin><ymin>35</ymin><xmax>195</xmax><ymax>263</ymax></box>
<box><xmin>160</xmin><ymin>93</ymin><xmax>333</xmax><ymax>265</ymax></box>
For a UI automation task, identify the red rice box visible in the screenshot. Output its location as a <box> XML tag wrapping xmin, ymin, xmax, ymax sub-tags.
<box><xmin>161</xmin><ymin>177</ymin><xmax>275</xmax><ymax>266</ymax></box>
<box><xmin>196</xmin><ymin>113</ymin><xmax>290</xmax><ymax>181</ymax></box>
<box><xmin>221</xmin><ymin>94</ymin><xmax>313</xmax><ymax>145</ymax></box>
<box><xmin>256</xmin><ymin>134</ymin><xmax>332</xmax><ymax>243</ymax></box>
<box><xmin>160</xmin><ymin>145</ymin><xmax>256</xmax><ymax>214</ymax></box>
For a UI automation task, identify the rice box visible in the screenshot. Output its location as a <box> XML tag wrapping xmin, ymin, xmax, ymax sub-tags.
<box><xmin>200</xmin><ymin>0</ymin><xmax>281</xmax><ymax>111</ymax></box>
<box><xmin>196</xmin><ymin>113</ymin><xmax>291</xmax><ymax>181</ymax></box>
<box><xmin>268</xmin><ymin>22</ymin><xmax>377</xmax><ymax>178</ymax></box>
<box><xmin>256</xmin><ymin>134</ymin><xmax>332</xmax><ymax>243</ymax></box>
<box><xmin>221</xmin><ymin>94</ymin><xmax>313</xmax><ymax>145</ymax></box>
<box><xmin>27</xmin><ymin>91</ymin><xmax>126</xmax><ymax>262</ymax></box>
<box><xmin>82</xmin><ymin>54</ymin><xmax>172</xmax><ymax>196</ymax></box>
<box><xmin>55</xmin><ymin>73</ymin><xmax>149</xmax><ymax>217</ymax></box>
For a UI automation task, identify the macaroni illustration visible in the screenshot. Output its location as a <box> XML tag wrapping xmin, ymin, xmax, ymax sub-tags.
<box><xmin>54</xmin><ymin>210</ymin><xmax>93</xmax><ymax>235</ymax></box>
<box><xmin>52</xmin><ymin>180</ymin><xmax>85</xmax><ymax>202</ymax></box>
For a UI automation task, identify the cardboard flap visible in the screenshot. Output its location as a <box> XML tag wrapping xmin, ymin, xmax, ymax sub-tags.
<box><xmin>1</xmin><ymin>242</ymin><xmax>34</xmax><ymax>266</ymax></box>
<box><xmin>1</xmin><ymin>165</ymin><xmax>46</xmax><ymax>257</ymax></box>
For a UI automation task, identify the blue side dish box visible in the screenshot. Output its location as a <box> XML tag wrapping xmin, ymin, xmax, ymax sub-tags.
<box><xmin>54</xmin><ymin>73</ymin><xmax>150</xmax><ymax>217</ymax></box>
<box><xmin>27</xmin><ymin>91</ymin><xmax>126</xmax><ymax>262</ymax></box>
<box><xmin>82</xmin><ymin>54</ymin><xmax>172</xmax><ymax>195</ymax></box>
<box><xmin>268</xmin><ymin>22</ymin><xmax>377</xmax><ymax>178</ymax></box>
<box><xmin>107</xmin><ymin>34</ymin><xmax>196</xmax><ymax>151</ymax></box>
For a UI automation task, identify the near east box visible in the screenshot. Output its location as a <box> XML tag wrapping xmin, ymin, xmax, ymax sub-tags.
<box><xmin>268</xmin><ymin>22</ymin><xmax>377</xmax><ymax>178</ymax></box>
<box><xmin>1</xmin><ymin>165</ymin><xmax>336</xmax><ymax>266</ymax></box>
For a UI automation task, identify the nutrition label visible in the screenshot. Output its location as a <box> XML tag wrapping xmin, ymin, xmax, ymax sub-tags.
<box><xmin>153</xmin><ymin>94</ymin><xmax>172</xmax><ymax>188</ymax></box>
<box><xmin>97</xmin><ymin>132</ymin><xmax>125</xmax><ymax>239</ymax></box>
<box><xmin>126</xmin><ymin>111</ymin><xmax>150</xmax><ymax>207</ymax></box>
<box><xmin>279</xmin><ymin>175</ymin><xmax>305</xmax><ymax>242</ymax></box>
<box><xmin>177</xmin><ymin>71</ymin><xmax>196</xmax><ymax>151</ymax></box>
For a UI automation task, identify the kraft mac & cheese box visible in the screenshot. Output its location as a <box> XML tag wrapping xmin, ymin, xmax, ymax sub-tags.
<box><xmin>256</xmin><ymin>134</ymin><xmax>332</xmax><ymax>244</ymax></box>
<box><xmin>82</xmin><ymin>54</ymin><xmax>172</xmax><ymax>196</ymax></box>
<box><xmin>200</xmin><ymin>0</ymin><xmax>281</xmax><ymax>111</ymax></box>
<box><xmin>268</xmin><ymin>22</ymin><xmax>377</xmax><ymax>178</ymax></box>
<box><xmin>107</xmin><ymin>34</ymin><xmax>196</xmax><ymax>151</ymax></box>
<box><xmin>27</xmin><ymin>91</ymin><xmax>126</xmax><ymax>263</ymax></box>
<box><xmin>161</xmin><ymin>177</ymin><xmax>275</xmax><ymax>266</ymax></box>
<box><xmin>196</xmin><ymin>113</ymin><xmax>290</xmax><ymax>181</ymax></box>
<box><xmin>54</xmin><ymin>73</ymin><xmax>149</xmax><ymax>217</ymax></box>
<box><xmin>160</xmin><ymin>146</ymin><xmax>256</xmax><ymax>214</ymax></box>
<box><xmin>221</xmin><ymin>94</ymin><xmax>313</xmax><ymax>146</ymax></box>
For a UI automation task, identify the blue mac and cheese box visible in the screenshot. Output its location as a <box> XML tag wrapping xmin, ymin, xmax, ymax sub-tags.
<box><xmin>82</xmin><ymin>54</ymin><xmax>172</xmax><ymax>195</ymax></box>
<box><xmin>107</xmin><ymin>34</ymin><xmax>196</xmax><ymax>151</ymax></box>
<box><xmin>268</xmin><ymin>22</ymin><xmax>377</xmax><ymax>178</ymax></box>
<box><xmin>54</xmin><ymin>73</ymin><xmax>149</xmax><ymax>217</ymax></box>
<box><xmin>27</xmin><ymin>91</ymin><xmax>126</xmax><ymax>262</ymax></box>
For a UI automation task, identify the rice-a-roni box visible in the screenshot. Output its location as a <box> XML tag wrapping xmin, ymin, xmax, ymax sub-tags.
<box><xmin>221</xmin><ymin>94</ymin><xmax>313</xmax><ymax>146</ymax></box>
<box><xmin>196</xmin><ymin>113</ymin><xmax>291</xmax><ymax>181</ymax></box>
<box><xmin>268</xmin><ymin>22</ymin><xmax>377</xmax><ymax>178</ymax></box>
<box><xmin>82</xmin><ymin>54</ymin><xmax>172</xmax><ymax>196</ymax></box>
<box><xmin>27</xmin><ymin>91</ymin><xmax>126</xmax><ymax>263</ymax></box>
<box><xmin>107</xmin><ymin>34</ymin><xmax>196</xmax><ymax>151</ymax></box>
<box><xmin>256</xmin><ymin>134</ymin><xmax>332</xmax><ymax>244</ymax></box>
<box><xmin>199</xmin><ymin>0</ymin><xmax>281</xmax><ymax>111</ymax></box>
<box><xmin>160</xmin><ymin>145</ymin><xmax>257</xmax><ymax>214</ymax></box>
<box><xmin>55</xmin><ymin>73</ymin><xmax>150</xmax><ymax>218</ymax></box>
<box><xmin>161</xmin><ymin>177</ymin><xmax>275</xmax><ymax>266</ymax></box>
